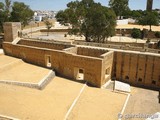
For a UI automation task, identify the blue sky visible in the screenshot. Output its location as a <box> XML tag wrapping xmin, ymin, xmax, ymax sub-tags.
<box><xmin>0</xmin><ymin>0</ymin><xmax>160</xmax><ymax>11</ymax></box>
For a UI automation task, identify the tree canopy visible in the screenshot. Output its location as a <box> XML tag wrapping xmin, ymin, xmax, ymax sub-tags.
<box><xmin>56</xmin><ymin>0</ymin><xmax>116</xmax><ymax>43</ymax></box>
<box><xmin>11</xmin><ymin>2</ymin><xmax>34</xmax><ymax>28</ymax></box>
<box><xmin>109</xmin><ymin>0</ymin><xmax>129</xmax><ymax>19</ymax></box>
<box><xmin>44</xmin><ymin>19</ymin><xmax>53</xmax><ymax>36</ymax></box>
<box><xmin>0</xmin><ymin>0</ymin><xmax>11</xmax><ymax>32</ymax></box>
<box><xmin>138</xmin><ymin>11</ymin><xmax>159</xmax><ymax>31</ymax></box>
<box><xmin>0</xmin><ymin>0</ymin><xmax>33</xmax><ymax>32</ymax></box>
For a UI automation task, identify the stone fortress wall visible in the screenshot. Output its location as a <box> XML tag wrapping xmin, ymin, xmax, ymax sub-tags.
<box><xmin>2</xmin><ymin>22</ymin><xmax>160</xmax><ymax>88</ymax></box>
<box><xmin>112</xmin><ymin>51</ymin><xmax>160</xmax><ymax>88</ymax></box>
<box><xmin>3</xmin><ymin>42</ymin><xmax>113</xmax><ymax>87</ymax></box>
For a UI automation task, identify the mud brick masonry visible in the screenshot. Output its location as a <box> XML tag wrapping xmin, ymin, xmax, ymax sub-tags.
<box><xmin>2</xmin><ymin>22</ymin><xmax>160</xmax><ymax>88</ymax></box>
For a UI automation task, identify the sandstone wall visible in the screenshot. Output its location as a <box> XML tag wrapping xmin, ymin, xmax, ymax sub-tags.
<box><xmin>101</xmin><ymin>51</ymin><xmax>114</xmax><ymax>85</ymax></box>
<box><xmin>3</xmin><ymin>22</ymin><xmax>21</xmax><ymax>42</ymax></box>
<box><xmin>73</xmin><ymin>41</ymin><xmax>160</xmax><ymax>54</ymax></box>
<box><xmin>112</xmin><ymin>51</ymin><xmax>160</xmax><ymax>88</ymax></box>
<box><xmin>3</xmin><ymin>42</ymin><xmax>104</xmax><ymax>87</ymax></box>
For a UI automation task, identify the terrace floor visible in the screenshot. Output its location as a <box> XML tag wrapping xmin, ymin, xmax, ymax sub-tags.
<box><xmin>0</xmin><ymin>77</ymin><xmax>127</xmax><ymax>120</ymax></box>
<box><xmin>0</xmin><ymin>55</ymin><xmax>50</xmax><ymax>83</ymax></box>
<box><xmin>0</xmin><ymin>55</ymin><xmax>159</xmax><ymax>120</ymax></box>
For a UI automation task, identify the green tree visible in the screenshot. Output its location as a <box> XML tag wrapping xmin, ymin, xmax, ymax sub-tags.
<box><xmin>0</xmin><ymin>0</ymin><xmax>11</xmax><ymax>32</ymax></box>
<box><xmin>56</xmin><ymin>0</ymin><xmax>116</xmax><ymax>43</ymax></box>
<box><xmin>155</xmin><ymin>31</ymin><xmax>160</xmax><ymax>42</ymax></box>
<box><xmin>130</xmin><ymin>10</ymin><xmax>143</xmax><ymax>19</ymax></box>
<box><xmin>155</xmin><ymin>31</ymin><xmax>160</xmax><ymax>38</ymax></box>
<box><xmin>44</xmin><ymin>20</ymin><xmax>52</xmax><ymax>36</ymax></box>
<box><xmin>0</xmin><ymin>3</ymin><xmax>5</xmax><ymax>32</ymax></box>
<box><xmin>109</xmin><ymin>0</ymin><xmax>129</xmax><ymax>19</ymax></box>
<box><xmin>10</xmin><ymin>2</ymin><xmax>34</xmax><ymax>28</ymax></box>
<box><xmin>131</xmin><ymin>28</ymin><xmax>141</xmax><ymax>39</ymax></box>
<box><xmin>138</xmin><ymin>11</ymin><xmax>159</xmax><ymax>31</ymax></box>
<box><xmin>4</xmin><ymin>0</ymin><xmax>11</xmax><ymax>19</ymax></box>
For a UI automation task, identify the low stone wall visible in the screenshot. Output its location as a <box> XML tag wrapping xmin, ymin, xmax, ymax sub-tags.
<box><xmin>73</xmin><ymin>41</ymin><xmax>160</xmax><ymax>54</ymax></box>
<box><xmin>18</xmin><ymin>39</ymin><xmax>73</xmax><ymax>50</ymax></box>
<box><xmin>0</xmin><ymin>115</ymin><xmax>19</xmax><ymax>120</ymax></box>
<box><xmin>38</xmin><ymin>70</ymin><xmax>55</xmax><ymax>89</ymax></box>
<box><xmin>40</xmin><ymin>29</ymin><xmax>70</xmax><ymax>32</ymax></box>
<box><xmin>21</xmin><ymin>38</ymin><xmax>72</xmax><ymax>45</ymax></box>
<box><xmin>105</xmin><ymin>41</ymin><xmax>144</xmax><ymax>47</ymax></box>
<box><xmin>0</xmin><ymin>80</ymin><xmax>39</xmax><ymax>89</ymax></box>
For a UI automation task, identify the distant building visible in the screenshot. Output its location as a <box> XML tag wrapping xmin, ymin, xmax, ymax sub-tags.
<box><xmin>33</xmin><ymin>10</ymin><xmax>57</xmax><ymax>21</ymax></box>
<box><xmin>34</xmin><ymin>16</ymin><xmax>43</xmax><ymax>22</ymax></box>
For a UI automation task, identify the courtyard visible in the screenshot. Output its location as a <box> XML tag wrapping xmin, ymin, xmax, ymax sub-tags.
<box><xmin>123</xmin><ymin>87</ymin><xmax>160</xmax><ymax>120</ymax></box>
<box><xmin>0</xmin><ymin>55</ymin><xmax>127</xmax><ymax>120</ymax></box>
<box><xmin>0</xmin><ymin>55</ymin><xmax>159</xmax><ymax>120</ymax></box>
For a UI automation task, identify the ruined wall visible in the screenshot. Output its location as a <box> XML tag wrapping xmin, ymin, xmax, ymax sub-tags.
<box><xmin>112</xmin><ymin>51</ymin><xmax>160</xmax><ymax>88</ymax></box>
<box><xmin>18</xmin><ymin>40</ymin><xmax>72</xmax><ymax>50</ymax></box>
<box><xmin>3</xmin><ymin>42</ymin><xmax>104</xmax><ymax>87</ymax></box>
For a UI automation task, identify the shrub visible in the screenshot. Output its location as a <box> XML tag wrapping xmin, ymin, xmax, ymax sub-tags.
<box><xmin>146</xmin><ymin>38</ymin><xmax>150</xmax><ymax>43</ymax></box>
<box><xmin>131</xmin><ymin>28</ymin><xmax>141</xmax><ymax>39</ymax></box>
<box><xmin>64</xmin><ymin>34</ymin><xmax>67</xmax><ymax>37</ymax></box>
<box><xmin>155</xmin><ymin>31</ymin><xmax>160</xmax><ymax>38</ymax></box>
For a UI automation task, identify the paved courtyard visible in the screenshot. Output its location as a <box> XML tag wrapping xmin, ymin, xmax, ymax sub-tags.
<box><xmin>123</xmin><ymin>87</ymin><xmax>160</xmax><ymax>120</ymax></box>
<box><xmin>26</xmin><ymin>24</ymin><xmax>160</xmax><ymax>43</ymax></box>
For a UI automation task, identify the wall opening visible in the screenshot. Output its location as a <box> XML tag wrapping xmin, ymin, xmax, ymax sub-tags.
<box><xmin>74</xmin><ymin>68</ymin><xmax>84</xmax><ymax>81</ymax></box>
<box><xmin>46</xmin><ymin>55</ymin><xmax>51</xmax><ymax>68</ymax></box>
<box><xmin>152</xmin><ymin>80</ymin><xmax>156</xmax><ymax>85</ymax></box>
<box><xmin>125</xmin><ymin>76</ymin><xmax>129</xmax><ymax>80</ymax></box>
<box><xmin>78</xmin><ymin>69</ymin><xmax>84</xmax><ymax>80</ymax></box>
<box><xmin>138</xmin><ymin>78</ymin><xmax>142</xmax><ymax>82</ymax></box>
<box><xmin>105</xmin><ymin>67</ymin><xmax>110</xmax><ymax>79</ymax></box>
